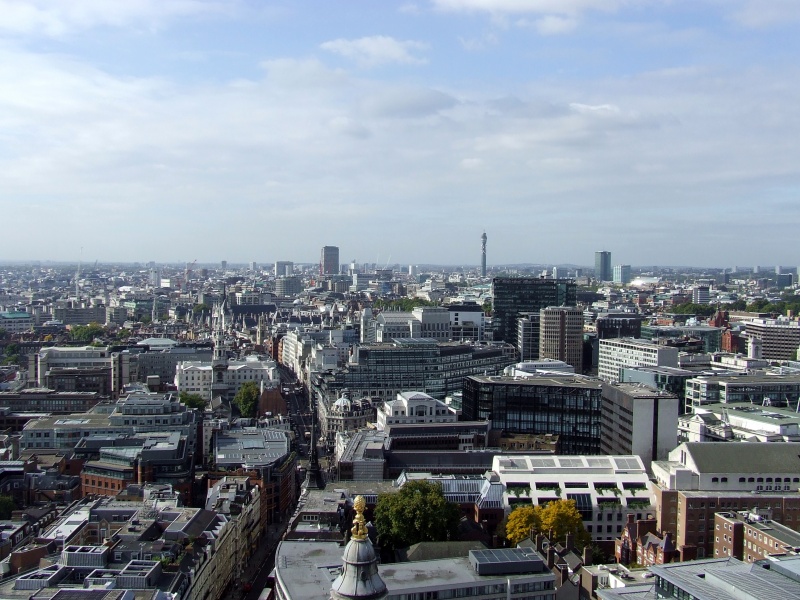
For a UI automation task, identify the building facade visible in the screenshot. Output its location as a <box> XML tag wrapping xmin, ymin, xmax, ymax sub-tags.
<box><xmin>598</xmin><ymin>338</ymin><xmax>679</xmax><ymax>382</ymax></box>
<box><xmin>320</xmin><ymin>245</ymin><xmax>340</xmax><ymax>276</ymax></box>
<box><xmin>491</xmin><ymin>277</ymin><xmax>576</xmax><ymax>347</ymax></box>
<box><xmin>595</xmin><ymin>251</ymin><xmax>612</xmax><ymax>282</ymax></box>
<box><xmin>538</xmin><ymin>306</ymin><xmax>583</xmax><ymax>373</ymax></box>
<box><xmin>744</xmin><ymin>317</ymin><xmax>800</xmax><ymax>360</ymax></box>
<box><xmin>601</xmin><ymin>382</ymin><xmax>679</xmax><ymax>465</ymax></box>
<box><xmin>462</xmin><ymin>374</ymin><xmax>603</xmax><ymax>454</ymax></box>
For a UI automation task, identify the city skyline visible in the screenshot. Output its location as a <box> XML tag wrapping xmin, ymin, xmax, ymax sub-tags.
<box><xmin>1</xmin><ymin>1</ymin><xmax>799</xmax><ymax>265</ymax></box>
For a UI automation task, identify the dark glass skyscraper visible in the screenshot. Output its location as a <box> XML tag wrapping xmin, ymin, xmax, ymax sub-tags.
<box><xmin>491</xmin><ymin>277</ymin><xmax>576</xmax><ymax>347</ymax></box>
<box><xmin>320</xmin><ymin>245</ymin><xmax>340</xmax><ymax>275</ymax></box>
<box><xmin>595</xmin><ymin>250</ymin><xmax>611</xmax><ymax>282</ymax></box>
<box><xmin>462</xmin><ymin>375</ymin><xmax>603</xmax><ymax>454</ymax></box>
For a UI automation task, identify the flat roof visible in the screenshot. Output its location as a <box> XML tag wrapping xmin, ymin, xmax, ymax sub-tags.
<box><xmin>468</xmin><ymin>374</ymin><xmax>603</xmax><ymax>389</ymax></box>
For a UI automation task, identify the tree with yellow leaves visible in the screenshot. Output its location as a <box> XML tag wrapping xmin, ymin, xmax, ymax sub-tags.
<box><xmin>504</xmin><ymin>500</ymin><xmax>590</xmax><ymax>547</ymax></box>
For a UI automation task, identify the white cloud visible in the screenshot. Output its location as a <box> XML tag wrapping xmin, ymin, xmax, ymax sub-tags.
<box><xmin>529</xmin><ymin>15</ymin><xmax>578</xmax><ymax>35</ymax></box>
<box><xmin>360</xmin><ymin>88</ymin><xmax>458</xmax><ymax>118</ymax></box>
<box><xmin>430</xmin><ymin>0</ymin><xmax>632</xmax><ymax>17</ymax></box>
<box><xmin>320</xmin><ymin>35</ymin><xmax>428</xmax><ymax>67</ymax></box>
<box><xmin>725</xmin><ymin>0</ymin><xmax>800</xmax><ymax>28</ymax></box>
<box><xmin>1</xmin><ymin>32</ymin><xmax>800</xmax><ymax>265</ymax></box>
<box><xmin>460</xmin><ymin>157</ymin><xmax>484</xmax><ymax>169</ymax></box>
<box><xmin>0</xmin><ymin>0</ymin><xmax>229</xmax><ymax>36</ymax></box>
<box><xmin>458</xmin><ymin>32</ymin><xmax>499</xmax><ymax>50</ymax></box>
<box><xmin>399</xmin><ymin>3</ymin><xmax>422</xmax><ymax>15</ymax></box>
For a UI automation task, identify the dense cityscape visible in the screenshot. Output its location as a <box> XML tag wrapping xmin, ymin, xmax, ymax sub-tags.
<box><xmin>3</xmin><ymin>2</ymin><xmax>799</xmax><ymax>600</ymax></box>
<box><xmin>0</xmin><ymin>248</ymin><xmax>800</xmax><ymax>599</ymax></box>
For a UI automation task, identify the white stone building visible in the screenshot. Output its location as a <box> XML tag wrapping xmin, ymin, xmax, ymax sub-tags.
<box><xmin>492</xmin><ymin>454</ymin><xmax>656</xmax><ymax>543</ymax></box>
<box><xmin>598</xmin><ymin>338</ymin><xmax>679</xmax><ymax>382</ymax></box>
<box><xmin>376</xmin><ymin>391</ymin><xmax>458</xmax><ymax>428</ymax></box>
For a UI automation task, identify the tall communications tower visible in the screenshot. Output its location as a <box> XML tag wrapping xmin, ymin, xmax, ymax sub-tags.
<box><xmin>481</xmin><ymin>231</ymin><xmax>487</xmax><ymax>277</ymax></box>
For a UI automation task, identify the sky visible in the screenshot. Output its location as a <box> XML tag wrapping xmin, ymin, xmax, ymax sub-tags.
<box><xmin>1</xmin><ymin>0</ymin><xmax>800</xmax><ymax>268</ymax></box>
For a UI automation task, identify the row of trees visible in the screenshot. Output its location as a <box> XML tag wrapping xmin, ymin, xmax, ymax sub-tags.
<box><xmin>500</xmin><ymin>502</ymin><xmax>591</xmax><ymax>547</ymax></box>
<box><xmin>672</xmin><ymin>294</ymin><xmax>800</xmax><ymax>317</ymax></box>
<box><xmin>373</xmin><ymin>481</ymin><xmax>591</xmax><ymax>551</ymax></box>
<box><xmin>178</xmin><ymin>383</ymin><xmax>261</xmax><ymax>418</ymax></box>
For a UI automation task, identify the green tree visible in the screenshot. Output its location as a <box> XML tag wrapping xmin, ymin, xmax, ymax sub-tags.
<box><xmin>179</xmin><ymin>392</ymin><xmax>207</xmax><ymax>410</ymax></box>
<box><xmin>374</xmin><ymin>480</ymin><xmax>460</xmax><ymax>549</ymax></box>
<box><xmin>70</xmin><ymin>322</ymin><xmax>106</xmax><ymax>342</ymax></box>
<box><xmin>670</xmin><ymin>303</ymin><xmax>716</xmax><ymax>317</ymax></box>
<box><xmin>233</xmin><ymin>381</ymin><xmax>260</xmax><ymax>418</ymax></box>
<box><xmin>0</xmin><ymin>327</ymin><xmax>6</xmax><ymax>339</ymax></box>
<box><xmin>727</xmin><ymin>299</ymin><xmax>747</xmax><ymax>311</ymax></box>
<box><xmin>117</xmin><ymin>328</ymin><xmax>131</xmax><ymax>341</ymax></box>
<box><xmin>503</xmin><ymin>499</ymin><xmax>591</xmax><ymax>548</ymax></box>
<box><xmin>746</xmin><ymin>298</ymin><xmax>770</xmax><ymax>313</ymax></box>
<box><xmin>193</xmin><ymin>303</ymin><xmax>211</xmax><ymax>315</ymax></box>
<box><xmin>0</xmin><ymin>495</ymin><xmax>15</xmax><ymax>519</ymax></box>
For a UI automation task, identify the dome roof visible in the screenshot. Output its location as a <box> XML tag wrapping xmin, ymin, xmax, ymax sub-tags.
<box><xmin>330</xmin><ymin>495</ymin><xmax>387</xmax><ymax>600</ymax></box>
<box><xmin>330</xmin><ymin>538</ymin><xmax>387</xmax><ymax>599</ymax></box>
<box><xmin>333</xmin><ymin>396</ymin><xmax>352</xmax><ymax>412</ymax></box>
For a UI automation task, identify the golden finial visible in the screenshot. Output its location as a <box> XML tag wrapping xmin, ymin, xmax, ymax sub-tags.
<box><xmin>350</xmin><ymin>495</ymin><xmax>368</xmax><ymax>541</ymax></box>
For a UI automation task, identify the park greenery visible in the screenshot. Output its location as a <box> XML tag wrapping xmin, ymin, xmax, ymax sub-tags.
<box><xmin>672</xmin><ymin>293</ymin><xmax>800</xmax><ymax>318</ymax></box>
<box><xmin>374</xmin><ymin>480</ymin><xmax>460</xmax><ymax>549</ymax></box>
<box><xmin>501</xmin><ymin>499</ymin><xmax>591</xmax><ymax>548</ymax></box>
<box><xmin>70</xmin><ymin>322</ymin><xmax>107</xmax><ymax>342</ymax></box>
<box><xmin>669</xmin><ymin>303</ymin><xmax>718</xmax><ymax>317</ymax></box>
<box><xmin>233</xmin><ymin>381</ymin><xmax>260</xmax><ymax>418</ymax></box>
<box><xmin>193</xmin><ymin>303</ymin><xmax>211</xmax><ymax>315</ymax></box>
<box><xmin>2</xmin><ymin>343</ymin><xmax>20</xmax><ymax>366</ymax></box>
<box><xmin>0</xmin><ymin>495</ymin><xmax>15</xmax><ymax>519</ymax></box>
<box><xmin>179</xmin><ymin>392</ymin><xmax>207</xmax><ymax>410</ymax></box>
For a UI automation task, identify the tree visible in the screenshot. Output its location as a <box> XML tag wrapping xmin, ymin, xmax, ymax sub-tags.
<box><xmin>0</xmin><ymin>495</ymin><xmax>15</xmax><ymax>519</ymax></box>
<box><xmin>374</xmin><ymin>480</ymin><xmax>460</xmax><ymax>549</ymax></box>
<box><xmin>538</xmin><ymin>499</ymin><xmax>591</xmax><ymax>548</ymax></box>
<box><xmin>2</xmin><ymin>343</ymin><xmax>20</xmax><ymax>366</ymax></box>
<box><xmin>71</xmin><ymin>322</ymin><xmax>106</xmax><ymax>342</ymax></box>
<box><xmin>233</xmin><ymin>381</ymin><xmax>260</xmax><ymax>418</ymax></box>
<box><xmin>505</xmin><ymin>505</ymin><xmax>542</xmax><ymax>546</ymax></box>
<box><xmin>179</xmin><ymin>392</ymin><xmax>207</xmax><ymax>410</ymax></box>
<box><xmin>670</xmin><ymin>303</ymin><xmax>716</xmax><ymax>317</ymax></box>
<box><xmin>193</xmin><ymin>303</ymin><xmax>211</xmax><ymax>316</ymax></box>
<box><xmin>503</xmin><ymin>499</ymin><xmax>591</xmax><ymax>548</ymax></box>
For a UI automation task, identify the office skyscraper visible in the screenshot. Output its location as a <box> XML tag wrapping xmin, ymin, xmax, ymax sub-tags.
<box><xmin>539</xmin><ymin>306</ymin><xmax>584</xmax><ymax>373</ymax></box>
<box><xmin>275</xmin><ymin>261</ymin><xmax>293</xmax><ymax>277</ymax></box>
<box><xmin>481</xmin><ymin>231</ymin><xmax>487</xmax><ymax>277</ymax></box>
<box><xmin>320</xmin><ymin>246</ymin><xmax>340</xmax><ymax>276</ymax></box>
<box><xmin>595</xmin><ymin>251</ymin><xmax>611</xmax><ymax>282</ymax></box>
<box><xmin>491</xmin><ymin>277</ymin><xmax>576</xmax><ymax>348</ymax></box>
<box><xmin>613</xmin><ymin>264</ymin><xmax>631</xmax><ymax>284</ymax></box>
